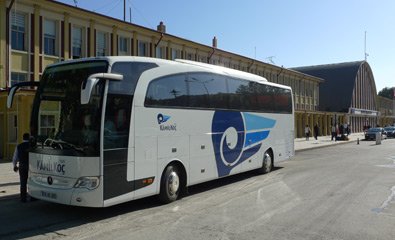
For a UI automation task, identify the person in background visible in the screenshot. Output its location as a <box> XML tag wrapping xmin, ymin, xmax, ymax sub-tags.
<box><xmin>346</xmin><ymin>123</ymin><xmax>351</xmax><ymax>136</ymax></box>
<box><xmin>331</xmin><ymin>124</ymin><xmax>337</xmax><ymax>141</ymax></box>
<box><xmin>314</xmin><ymin>123</ymin><xmax>319</xmax><ymax>140</ymax></box>
<box><xmin>305</xmin><ymin>125</ymin><xmax>311</xmax><ymax>141</ymax></box>
<box><xmin>81</xmin><ymin>114</ymin><xmax>97</xmax><ymax>145</ymax></box>
<box><xmin>343</xmin><ymin>123</ymin><xmax>348</xmax><ymax>136</ymax></box>
<box><xmin>12</xmin><ymin>133</ymin><xmax>31</xmax><ymax>203</ymax></box>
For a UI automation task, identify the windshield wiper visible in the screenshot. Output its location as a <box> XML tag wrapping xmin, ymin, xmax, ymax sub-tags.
<box><xmin>43</xmin><ymin>138</ymin><xmax>85</xmax><ymax>154</ymax></box>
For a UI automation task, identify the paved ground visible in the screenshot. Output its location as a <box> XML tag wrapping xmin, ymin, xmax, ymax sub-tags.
<box><xmin>0</xmin><ymin>132</ymin><xmax>366</xmax><ymax>201</ymax></box>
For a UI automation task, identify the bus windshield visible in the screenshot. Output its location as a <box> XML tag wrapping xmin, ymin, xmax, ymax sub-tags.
<box><xmin>31</xmin><ymin>61</ymin><xmax>108</xmax><ymax>156</ymax></box>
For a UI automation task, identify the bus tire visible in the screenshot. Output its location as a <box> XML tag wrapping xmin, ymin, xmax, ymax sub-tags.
<box><xmin>258</xmin><ymin>151</ymin><xmax>273</xmax><ymax>174</ymax></box>
<box><xmin>159</xmin><ymin>165</ymin><xmax>180</xmax><ymax>203</ymax></box>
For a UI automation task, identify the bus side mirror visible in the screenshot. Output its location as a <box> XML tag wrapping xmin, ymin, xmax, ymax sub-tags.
<box><xmin>81</xmin><ymin>73</ymin><xmax>123</xmax><ymax>104</ymax></box>
<box><xmin>7</xmin><ymin>81</ymin><xmax>40</xmax><ymax>108</ymax></box>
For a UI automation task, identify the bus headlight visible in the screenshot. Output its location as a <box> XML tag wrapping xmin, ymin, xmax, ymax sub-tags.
<box><xmin>74</xmin><ymin>177</ymin><xmax>100</xmax><ymax>190</ymax></box>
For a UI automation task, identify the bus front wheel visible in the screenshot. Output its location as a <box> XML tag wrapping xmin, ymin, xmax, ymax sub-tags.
<box><xmin>159</xmin><ymin>165</ymin><xmax>180</xmax><ymax>203</ymax></box>
<box><xmin>258</xmin><ymin>151</ymin><xmax>273</xmax><ymax>174</ymax></box>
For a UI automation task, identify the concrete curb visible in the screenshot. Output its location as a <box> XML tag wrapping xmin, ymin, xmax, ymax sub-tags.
<box><xmin>295</xmin><ymin>139</ymin><xmax>358</xmax><ymax>153</ymax></box>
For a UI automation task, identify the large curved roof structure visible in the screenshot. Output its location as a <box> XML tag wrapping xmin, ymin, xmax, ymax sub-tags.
<box><xmin>293</xmin><ymin>61</ymin><xmax>377</xmax><ymax>113</ymax></box>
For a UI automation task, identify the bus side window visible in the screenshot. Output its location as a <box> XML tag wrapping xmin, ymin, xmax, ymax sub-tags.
<box><xmin>145</xmin><ymin>74</ymin><xmax>188</xmax><ymax>107</ymax></box>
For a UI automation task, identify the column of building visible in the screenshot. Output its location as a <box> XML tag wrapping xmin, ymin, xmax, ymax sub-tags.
<box><xmin>89</xmin><ymin>20</ymin><xmax>95</xmax><ymax>57</ymax></box>
<box><xmin>0</xmin><ymin>0</ymin><xmax>6</xmax><ymax>88</ymax></box>
<box><xmin>64</xmin><ymin>13</ymin><xmax>70</xmax><ymax>60</ymax></box>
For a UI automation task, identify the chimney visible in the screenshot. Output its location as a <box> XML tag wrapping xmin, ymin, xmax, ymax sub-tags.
<box><xmin>157</xmin><ymin>21</ymin><xmax>166</xmax><ymax>33</ymax></box>
<box><xmin>212</xmin><ymin>36</ymin><xmax>217</xmax><ymax>48</ymax></box>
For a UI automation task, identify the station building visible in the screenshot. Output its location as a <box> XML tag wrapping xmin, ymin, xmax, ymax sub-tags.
<box><xmin>293</xmin><ymin>61</ymin><xmax>384</xmax><ymax>133</ymax></box>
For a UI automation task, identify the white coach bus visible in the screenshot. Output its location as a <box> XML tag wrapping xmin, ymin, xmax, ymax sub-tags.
<box><xmin>8</xmin><ymin>57</ymin><xmax>294</xmax><ymax>207</ymax></box>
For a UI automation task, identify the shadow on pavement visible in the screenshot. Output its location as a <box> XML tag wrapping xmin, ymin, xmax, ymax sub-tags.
<box><xmin>0</xmin><ymin>167</ymin><xmax>282</xmax><ymax>239</ymax></box>
<box><xmin>186</xmin><ymin>167</ymin><xmax>283</xmax><ymax>197</ymax></box>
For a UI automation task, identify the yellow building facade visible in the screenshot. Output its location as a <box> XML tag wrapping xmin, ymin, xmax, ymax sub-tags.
<box><xmin>0</xmin><ymin>0</ymin><xmax>369</xmax><ymax>160</ymax></box>
<box><xmin>377</xmin><ymin>96</ymin><xmax>395</xmax><ymax>126</ymax></box>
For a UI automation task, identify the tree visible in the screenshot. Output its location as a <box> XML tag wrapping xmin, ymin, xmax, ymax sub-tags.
<box><xmin>378</xmin><ymin>87</ymin><xmax>394</xmax><ymax>99</ymax></box>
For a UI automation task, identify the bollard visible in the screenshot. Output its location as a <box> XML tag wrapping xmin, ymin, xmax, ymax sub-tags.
<box><xmin>357</xmin><ymin>138</ymin><xmax>359</xmax><ymax>145</ymax></box>
<box><xmin>375</xmin><ymin>132</ymin><xmax>381</xmax><ymax>145</ymax></box>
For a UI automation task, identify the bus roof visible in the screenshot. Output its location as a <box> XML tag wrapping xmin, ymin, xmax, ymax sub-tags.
<box><xmin>46</xmin><ymin>56</ymin><xmax>286</xmax><ymax>87</ymax></box>
<box><xmin>174</xmin><ymin>59</ymin><xmax>268</xmax><ymax>83</ymax></box>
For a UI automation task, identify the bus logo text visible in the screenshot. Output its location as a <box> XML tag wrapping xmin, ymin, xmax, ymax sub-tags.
<box><xmin>158</xmin><ymin>113</ymin><xmax>177</xmax><ymax>131</ymax></box>
<box><xmin>160</xmin><ymin>124</ymin><xmax>177</xmax><ymax>131</ymax></box>
<box><xmin>37</xmin><ymin>159</ymin><xmax>66</xmax><ymax>175</ymax></box>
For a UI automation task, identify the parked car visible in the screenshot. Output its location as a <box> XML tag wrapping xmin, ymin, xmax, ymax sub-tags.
<box><xmin>364</xmin><ymin>127</ymin><xmax>387</xmax><ymax>140</ymax></box>
<box><xmin>384</xmin><ymin>127</ymin><xmax>395</xmax><ymax>138</ymax></box>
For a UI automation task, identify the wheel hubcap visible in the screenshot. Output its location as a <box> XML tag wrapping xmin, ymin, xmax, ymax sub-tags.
<box><xmin>168</xmin><ymin>171</ymin><xmax>180</xmax><ymax>195</ymax></box>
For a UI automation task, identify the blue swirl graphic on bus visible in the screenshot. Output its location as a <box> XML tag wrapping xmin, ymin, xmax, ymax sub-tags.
<box><xmin>211</xmin><ymin>111</ymin><xmax>276</xmax><ymax>177</ymax></box>
<box><xmin>157</xmin><ymin>114</ymin><xmax>170</xmax><ymax>124</ymax></box>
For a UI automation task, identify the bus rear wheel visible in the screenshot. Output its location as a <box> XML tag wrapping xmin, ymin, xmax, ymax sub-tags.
<box><xmin>258</xmin><ymin>151</ymin><xmax>272</xmax><ymax>174</ymax></box>
<box><xmin>159</xmin><ymin>165</ymin><xmax>180</xmax><ymax>203</ymax></box>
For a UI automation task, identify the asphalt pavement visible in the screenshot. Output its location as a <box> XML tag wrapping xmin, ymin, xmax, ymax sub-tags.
<box><xmin>0</xmin><ymin>132</ymin><xmax>366</xmax><ymax>201</ymax></box>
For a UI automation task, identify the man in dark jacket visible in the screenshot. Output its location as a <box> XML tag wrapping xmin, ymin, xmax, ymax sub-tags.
<box><xmin>314</xmin><ymin>123</ymin><xmax>319</xmax><ymax>140</ymax></box>
<box><xmin>12</xmin><ymin>133</ymin><xmax>30</xmax><ymax>202</ymax></box>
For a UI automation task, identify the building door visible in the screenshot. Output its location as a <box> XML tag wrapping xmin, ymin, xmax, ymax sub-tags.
<box><xmin>0</xmin><ymin>113</ymin><xmax>4</xmax><ymax>159</ymax></box>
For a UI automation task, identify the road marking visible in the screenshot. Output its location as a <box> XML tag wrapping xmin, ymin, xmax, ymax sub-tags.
<box><xmin>372</xmin><ymin>185</ymin><xmax>395</xmax><ymax>213</ymax></box>
<box><xmin>255</xmin><ymin>181</ymin><xmax>301</xmax><ymax>219</ymax></box>
<box><xmin>375</xmin><ymin>156</ymin><xmax>395</xmax><ymax>169</ymax></box>
<box><xmin>372</xmin><ymin>156</ymin><xmax>395</xmax><ymax>213</ymax></box>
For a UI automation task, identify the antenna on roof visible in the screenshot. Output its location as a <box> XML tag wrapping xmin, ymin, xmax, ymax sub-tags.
<box><xmin>73</xmin><ymin>0</ymin><xmax>78</xmax><ymax>7</ymax></box>
<box><xmin>364</xmin><ymin>31</ymin><xmax>369</xmax><ymax>61</ymax></box>
<box><xmin>265</xmin><ymin>56</ymin><xmax>275</xmax><ymax>65</ymax></box>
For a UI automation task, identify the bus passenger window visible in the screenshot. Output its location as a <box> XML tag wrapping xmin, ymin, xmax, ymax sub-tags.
<box><xmin>145</xmin><ymin>74</ymin><xmax>188</xmax><ymax>107</ymax></box>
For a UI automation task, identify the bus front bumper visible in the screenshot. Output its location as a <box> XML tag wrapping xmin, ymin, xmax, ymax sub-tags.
<box><xmin>28</xmin><ymin>175</ymin><xmax>104</xmax><ymax>207</ymax></box>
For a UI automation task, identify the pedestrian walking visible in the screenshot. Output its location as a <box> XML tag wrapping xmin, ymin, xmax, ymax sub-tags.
<box><xmin>314</xmin><ymin>123</ymin><xmax>319</xmax><ymax>140</ymax></box>
<box><xmin>346</xmin><ymin>122</ymin><xmax>351</xmax><ymax>136</ymax></box>
<box><xmin>343</xmin><ymin>123</ymin><xmax>348</xmax><ymax>136</ymax></box>
<box><xmin>305</xmin><ymin>125</ymin><xmax>311</xmax><ymax>141</ymax></box>
<box><xmin>331</xmin><ymin>124</ymin><xmax>336</xmax><ymax>141</ymax></box>
<box><xmin>12</xmin><ymin>133</ymin><xmax>31</xmax><ymax>203</ymax></box>
<box><xmin>339</xmin><ymin>124</ymin><xmax>344</xmax><ymax>136</ymax></box>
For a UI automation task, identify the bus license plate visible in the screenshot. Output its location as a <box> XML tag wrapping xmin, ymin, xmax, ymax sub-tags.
<box><xmin>41</xmin><ymin>191</ymin><xmax>57</xmax><ymax>199</ymax></box>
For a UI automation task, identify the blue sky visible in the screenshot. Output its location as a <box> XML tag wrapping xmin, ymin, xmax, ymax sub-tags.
<box><xmin>57</xmin><ymin>0</ymin><xmax>394</xmax><ymax>92</ymax></box>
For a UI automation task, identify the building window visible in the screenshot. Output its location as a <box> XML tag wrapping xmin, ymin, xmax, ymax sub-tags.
<box><xmin>72</xmin><ymin>26</ymin><xmax>83</xmax><ymax>59</ymax></box>
<box><xmin>96</xmin><ymin>31</ymin><xmax>107</xmax><ymax>56</ymax></box>
<box><xmin>11</xmin><ymin>12</ymin><xmax>26</xmax><ymax>51</ymax></box>
<box><xmin>44</xmin><ymin>19</ymin><xmax>57</xmax><ymax>56</ymax></box>
<box><xmin>156</xmin><ymin>46</ymin><xmax>165</xmax><ymax>59</ymax></box>
<box><xmin>171</xmin><ymin>49</ymin><xmax>180</xmax><ymax>60</ymax></box>
<box><xmin>199</xmin><ymin>56</ymin><xmax>208</xmax><ymax>63</ymax></box>
<box><xmin>10</xmin><ymin>72</ymin><xmax>27</xmax><ymax>87</ymax></box>
<box><xmin>138</xmin><ymin>41</ymin><xmax>148</xmax><ymax>56</ymax></box>
<box><xmin>118</xmin><ymin>36</ymin><xmax>128</xmax><ymax>55</ymax></box>
<box><xmin>187</xmin><ymin>53</ymin><xmax>194</xmax><ymax>60</ymax></box>
<box><xmin>8</xmin><ymin>115</ymin><xmax>17</xmax><ymax>143</ymax></box>
<box><xmin>40</xmin><ymin>114</ymin><xmax>55</xmax><ymax>138</ymax></box>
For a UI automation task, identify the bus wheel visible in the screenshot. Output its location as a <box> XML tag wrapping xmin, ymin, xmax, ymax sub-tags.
<box><xmin>258</xmin><ymin>151</ymin><xmax>272</xmax><ymax>174</ymax></box>
<box><xmin>159</xmin><ymin>165</ymin><xmax>180</xmax><ymax>203</ymax></box>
